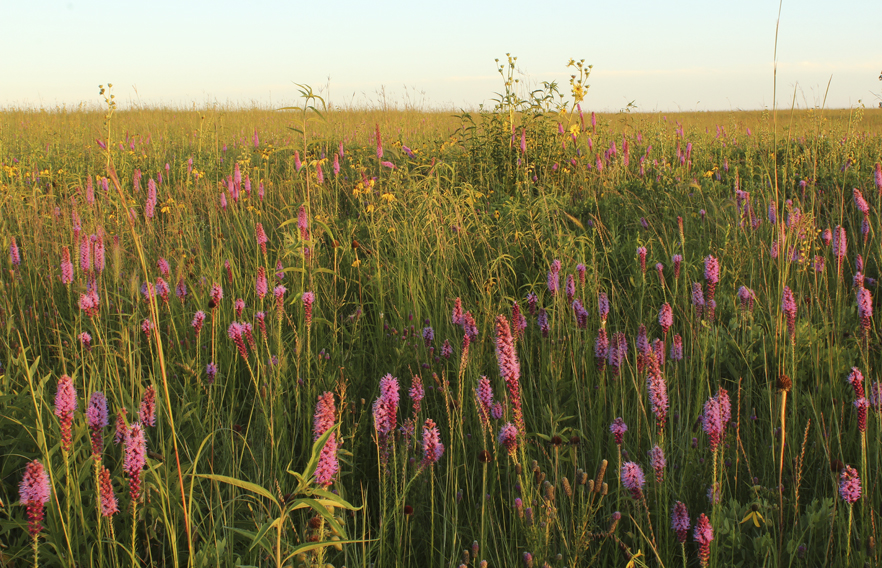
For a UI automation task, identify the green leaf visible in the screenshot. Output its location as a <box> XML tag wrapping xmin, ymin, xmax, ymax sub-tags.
<box><xmin>196</xmin><ymin>474</ymin><xmax>280</xmax><ymax>508</ymax></box>
<box><xmin>282</xmin><ymin>539</ymin><xmax>366</xmax><ymax>564</ymax></box>
<box><xmin>226</xmin><ymin>526</ymin><xmax>274</xmax><ymax>556</ymax></box>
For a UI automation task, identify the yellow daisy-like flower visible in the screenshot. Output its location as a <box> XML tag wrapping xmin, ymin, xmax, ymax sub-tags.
<box><xmin>366</xmin><ymin>204</ymin><xmax>375</xmax><ymax>213</ymax></box>
<box><xmin>351</xmin><ymin>258</ymin><xmax>361</xmax><ymax>268</ymax></box>
<box><xmin>569</xmin><ymin>124</ymin><xmax>580</xmax><ymax>137</ymax></box>
<box><xmin>380</xmin><ymin>193</ymin><xmax>395</xmax><ymax>203</ymax></box>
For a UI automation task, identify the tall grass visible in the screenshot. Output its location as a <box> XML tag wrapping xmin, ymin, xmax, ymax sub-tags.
<box><xmin>1</xmin><ymin>81</ymin><xmax>882</xmax><ymax>567</ymax></box>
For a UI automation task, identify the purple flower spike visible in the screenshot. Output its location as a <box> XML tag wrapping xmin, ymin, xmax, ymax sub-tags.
<box><xmin>839</xmin><ymin>465</ymin><xmax>861</xmax><ymax>504</ymax></box>
<box><xmin>621</xmin><ymin>462</ymin><xmax>645</xmax><ymax>500</ymax></box>
<box><xmin>671</xmin><ymin>501</ymin><xmax>690</xmax><ymax>543</ymax></box>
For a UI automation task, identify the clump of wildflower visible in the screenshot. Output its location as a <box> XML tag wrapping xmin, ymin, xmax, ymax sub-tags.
<box><xmin>694</xmin><ymin>514</ymin><xmax>714</xmax><ymax>567</ymax></box>
<box><xmin>98</xmin><ymin>465</ymin><xmax>118</xmax><ymax>518</ymax></box>
<box><xmin>621</xmin><ymin>462</ymin><xmax>645</xmax><ymax>500</ymax></box>
<box><xmin>649</xmin><ymin>445</ymin><xmax>665</xmax><ymax>482</ymax></box>
<box><xmin>87</xmin><ymin>391</ymin><xmax>108</xmax><ymax>456</ymax></box>
<box><xmin>499</xmin><ymin>422</ymin><xmax>518</xmax><ymax>456</ymax></box>
<box><xmin>19</xmin><ymin>459</ymin><xmax>51</xmax><ymax>538</ymax></box>
<box><xmin>839</xmin><ymin>465</ymin><xmax>861</xmax><ymax>504</ymax></box>
<box><xmin>139</xmin><ymin>385</ymin><xmax>156</xmax><ymax>427</ymax></box>
<box><xmin>636</xmin><ymin>246</ymin><xmax>647</xmax><ymax>274</ymax></box>
<box><xmin>124</xmin><ymin>423</ymin><xmax>147</xmax><ymax>502</ymax></box>
<box><xmin>671</xmin><ymin>501</ymin><xmax>690</xmax><ymax>543</ymax></box>
<box><xmin>421</xmin><ymin>418</ymin><xmax>444</xmax><ymax>467</ymax></box>
<box><xmin>496</xmin><ymin>315</ymin><xmax>524</xmax><ymax>434</ymax></box>
<box><xmin>610</xmin><ymin>417</ymin><xmax>627</xmax><ymax>445</ymax></box>
<box><xmin>782</xmin><ymin>286</ymin><xmax>797</xmax><ymax>341</ymax></box>
<box><xmin>54</xmin><ymin>374</ymin><xmax>77</xmax><ymax>452</ymax></box>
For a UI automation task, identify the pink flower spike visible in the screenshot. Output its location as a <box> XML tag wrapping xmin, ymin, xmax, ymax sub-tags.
<box><xmin>694</xmin><ymin>514</ymin><xmax>714</xmax><ymax>567</ymax></box>
<box><xmin>420</xmin><ymin>418</ymin><xmax>444</xmax><ymax>467</ymax></box>
<box><xmin>19</xmin><ymin>459</ymin><xmax>51</xmax><ymax>537</ymax></box>
<box><xmin>54</xmin><ymin>374</ymin><xmax>77</xmax><ymax>452</ymax></box>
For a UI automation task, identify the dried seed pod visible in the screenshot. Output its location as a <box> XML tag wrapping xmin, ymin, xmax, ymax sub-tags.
<box><xmin>562</xmin><ymin>477</ymin><xmax>573</xmax><ymax>498</ymax></box>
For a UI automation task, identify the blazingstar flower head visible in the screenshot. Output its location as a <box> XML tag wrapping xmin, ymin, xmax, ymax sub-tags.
<box><xmin>694</xmin><ymin>514</ymin><xmax>714</xmax><ymax>567</ymax></box>
<box><xmin>55</xmin><ymin>374</ymin><xmax>77</xmax><ymax>452</ymax></box>
<box><xmin>498</xmin><ymin>422</ymin><xmax>518</xmax><ymax>456</ymax></box>
<box><xmin>19</xmin><ymin>459</ymin><xmax>51</xmax><ymax>537</ymax></box>
<box><xmin>609</xmin><ymin>417</ymin><xmax>627</xmax><ymax>445</ymax></box>
<box><xmin>421</xmin><ymin>418</ymin><xmax>444</xmax><ymax>467</ymax></box>
<box><xmin>621</xmin><ymin>462</ymin><xmax>645</xmax><ymax>500</ymax></box>
<box><xmin>671</xmin><ymin>501</ymin><xmax>690</xmax><ymax>543</ymax></box>
<box><xmin>839</xmin><ymin>465</ymin><xmax>861</xmax><ymax>504</ymax></box>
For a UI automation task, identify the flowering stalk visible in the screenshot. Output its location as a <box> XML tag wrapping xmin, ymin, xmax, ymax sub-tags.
<box><xmin>19</xmin><ymin>459</ymin><xmax>51</xmax><ymax>568</ymax></box>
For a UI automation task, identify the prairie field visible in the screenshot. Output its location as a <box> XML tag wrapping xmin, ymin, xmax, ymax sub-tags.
<box><xmin>2</xmin><ymin>84</ymin><xmax>882</xmax><ymax>568</ymax></box>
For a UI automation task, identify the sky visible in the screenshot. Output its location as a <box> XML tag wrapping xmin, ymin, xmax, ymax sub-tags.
<box><xmin>1</xmin><ymin>0</ymin><xmax>879</xmax><ymax>112</ymax></box>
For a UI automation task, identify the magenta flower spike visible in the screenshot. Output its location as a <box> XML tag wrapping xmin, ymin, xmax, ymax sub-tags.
<box><xmin>659</xmin><ymin>303</ymin><xmax>673</xmax><ymax>335</ymax></box>
<box><xmin>782</xmin><ymin>286</ymin><xmax>797</xmax><ymax>341</ymax></box>
<box><xmin>175</xmin><ymin>278</ymin><xmax>187</xmax><ymax>302</ymax></box>
<box><xmin>409</xmin><ymin>375</ymin><xmax>424</xmax><ymax>415</ymax></box>
<box><xmin>421</xmin><ymin>418</ymin><xmax>444</xmax><ymax>467</ymax></box>
<box><xmin>313</xmin><ymin>391</ymin><xmax>336</xmax><ymax>440</ymax></box>
<box><xmin>375</xmin><ymin>124</ymin><xmax>383</xmax><ymax>159</ymax></box>
<box><xmin>87</xmin><ymin>391</ymin><xmax>108</xmax><ymax>457</ymax></box>
<box><xmin>98</xmin><ymin>465</ymin><xmax>118</xmax><ymax>518</ymax></box>
<box><xmin>373</xmin><ymin>373</ymin><xmax>400</xmax><ymax>436</ymax></box>
<box><xmin>302</xmin><ymin>291</ymin><xmax>315</xmax><ymax>327</ymax></box>
<box><xmin>572</xmin><ymin>300</ymin><xmax>589</xmax><ymax>329</ymax></box>
<box><xmin>598</xmin><ymin>292</ymin><xmax>610</xmax><ymax>323</ymax></box>
<box><xmin>255</xmin><ymin>222</ymin><xmax>268</xmax><ymax>255</ymax></box>
<box><xmin>594</xmin><ymin>328</ymin><xmax>609</xmax><ymax>372</ymax></box>
<box><xmin>496</xmin><ymin>315</ymin><xmax>524</xmax><ymax>434</ymax></box>
<box><xmin>672</xmin><ymin>254</ymin><xmax>682</xmax><ymax>279</ymax></box>
<box><xmin>273</xmin><ymin>285</ymin><xmax>286</xmax><ymax>312</ymax></box>
<box><xmin>565</xmin><ymin>274</ymin><xmax>576</xmax><ymax>303</ymax></box>
<box><xmin>60</xmin><ymin>246</ymin><xmax>74</xmax><ymax>284</ymax></box>
<box><xmin>702</xmin><ymin>396</ymin><xmax>723</xmax><ymax>451</ymax></box>
<box><xmin>857</xmin><ymin>287</ymin><xmax>873</xmax><ymax>339</ymax></box>
<box><xmin>8</xmin><ymin>236</ymin><xmax>20</xmax><ymax>267</ymax></box>
<box><xmin>694</xmin><ymin>514</ymin><xmax>714</xmax><ymax>567</ymax></box>
<box><xmin>576</xmin><ymin>263</ymin><xmax>586</xmax><ymax>286</ymax></box>
<box><xmin>853</xmin><ymin>187</ymin><xmax>870</xmax><ymax>215</ymax></box>
<box><xmin>19</xmin><ymin>459</ymin><xmax>51</xmax><ymax>538</ymax></box>
<box><xmin>139</xmin><ymin>385</ymin><xmax>156</xmax><ymax>427</ymax></box>
<box><xmin>621</xmin><ymin>462</ymin><xmax>645</xmax><ymax>500</ymax></box>
<box><xmin>704</xmin><ymin>255</ymin><xmax>720</xmax><ymax>300</ymax></box>
<box><xmin>210</xmin><ymin>283</ymin><xmax>223</xmax><ymax>307</ymax></box>
<box><xmin>228</xmin><ymin>323</ymin><xmax>248</xmax><ymax>359</ymax></box>
<box><xmin>671</xmin><ymin>501</ymin><xmax>690</xmax><ymax>543</ymax></box>
<box><xmin>609</xmin><ymin>417</ymin><xmax>628</xmax><ymax>445</ymax></box>
<box><xmin>54</xmin><ymin>374</ymin><xmax>77</xmax><ymax>452</ymax></box>
<box><xmin>422</xmin><ymin>326</ymin><xmax>435</xmax><ymax>346</ymax></box>
<box><xmin>649</xmin><ymin>445</ymin><xmax>665</xmax><ymax>482</ymax></box>
<box><xmin>839</xmin><ymin>465</ymin><xmax>861</xmax><ymax>504</ymax></box>
<box><xmin>847</xmin><ymin>367</ymin><xmax>866</xmax><ymax>398</ymax></box>
<box><xmin>519</xmin><ymin>128</ymin><xmax>527</xmax><ymax>154</ymax></box>
<box><xmin>636</xmin><ymin>246</ymin><xmax>647</xmax><ymax>274</ymax></box>
<box><xmin>498</xmin><ymin>422</ymin><xmax>518</xmax><ymax>456</ymax></box>
<box><xmin>124</xmin><ymin>423</ymin><xmax>147</xmax><ymax>502</ymax></box>
<box><xmin>646</xmin><ymin>357</ymin><xmax>669</xmax><ymax>428</ymax></box>
<box><xmin>691</xmin><ymin>283</ymin><xmax>705</xmax><ymax>319</ymax></box>
<box><xmin>669</xmin><ymin>334</ymin><xmax>683</xmax><ymax>361</ymax></box>
<box><xmin>512</xmin><ymin>301</ymin><xmax>527</xmax><ymax>340</ymax></box>
<box><xmin>547</xmin><ymin>260</ymin><xmax>561</xmax><ymax>296</ymax></box>
<box><xmin>191</xmin><ymin>311</ymin><xmax>206</xmax><ymax>336</ymax></box>
<box><xmin>452</xmin><ymin>297</ymin><xmax>464</xmax><ymax>325</ymax></box>
<box><xmin>475</xmin><ymin>376</ymin><xmax>495</xmax><ymax>427</ymax></box>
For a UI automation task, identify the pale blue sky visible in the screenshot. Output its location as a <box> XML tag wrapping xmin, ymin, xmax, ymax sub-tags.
<box><xmin>2</xmin><ymin>0</ymin><xmax>879</xmax><ymax>111</ymax></box>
